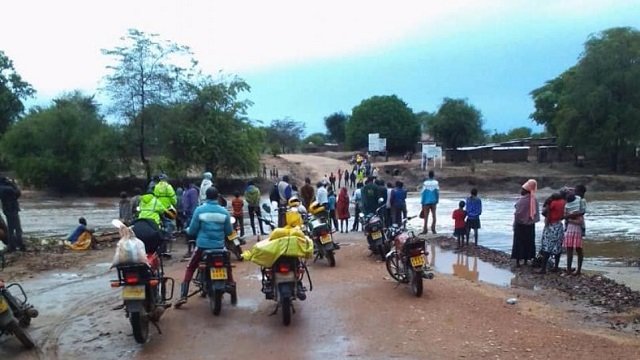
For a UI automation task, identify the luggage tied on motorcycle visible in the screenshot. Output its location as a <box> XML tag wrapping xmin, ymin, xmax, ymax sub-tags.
<box><xmin>242</xmin><ymin>227</ymin><xmax>313</xmax><ymax>267</ymax></box>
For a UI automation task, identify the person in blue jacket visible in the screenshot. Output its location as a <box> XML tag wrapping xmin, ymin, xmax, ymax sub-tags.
<box><xmin>421</xmin><ymin>170</ymin><xmax>440</xmax><ymax>234</ymax></box>
<box><xmin>175</xmin><ymin>186</ymin><xmax>233</xmax><ymax>307</ymax></box>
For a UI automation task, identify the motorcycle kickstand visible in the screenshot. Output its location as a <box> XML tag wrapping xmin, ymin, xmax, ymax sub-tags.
<box><xmin>269</xmin><ymin>303</ymin><xmax>279</xmax><ymax>316</ymax></box>
<box><xmin>151</xmin><ymin>320</ymin><xmax>163</xmax><ymax>335</ymax></box>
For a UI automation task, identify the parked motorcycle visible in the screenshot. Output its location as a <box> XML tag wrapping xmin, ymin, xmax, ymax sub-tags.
<box><xmin>360</xmin><ymin>199</ymin><xmax>389</xmax><ymax>260</ymax></box>
<box><xmin>187</xmin><ymin>249</ymin><xmax>237</xmax><ymax>315</ymax></box>
<box><xmin>257</xmin><ymin>207</ymin><xmax>312</xmax><ymax>326</ymax></box>
<box><xmin>305</xmin><ymin>212</ymin><xmax>338</xmax><ymax>267</ymax></box>
<box><xmin>385</xmin><ymin>216</ymin><xmax>434</xmax><ymax>297</ymax></box>
<box><xmin>110</xmin><ymin>252</ymin><xmax>174</xmax><ymax>344</ymax></box>
<box><xmin>226</xmin><ymin>216</ymin><xmax>246</xmax><ymax>261</ymax></box>
<box><xmin>0</xmin><ymin>280</ymin><xmax>38</xmax><ymax>349</ymax></box>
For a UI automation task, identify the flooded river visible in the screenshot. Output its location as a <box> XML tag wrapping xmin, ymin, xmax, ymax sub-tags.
<box><xmin>13</xmin><ymin>191</ymin><xmax>640</xmax><ymax>288</ymax></box>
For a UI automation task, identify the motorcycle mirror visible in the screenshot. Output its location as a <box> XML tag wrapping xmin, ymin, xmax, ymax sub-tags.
<box><xmin>262</xmin><ymin>203</ymin><xmax>272</xmax><ymax>214</ymax></box>
<box><xmin>359</xmin><ymin>212</ymin><xmax>364</xmax><ymax>218</ymax></box>
<box><xmin>230</xmin><ymin>217</ymin><xmax>237</xmax><ymax>224</ymax></box>
<box><xmin>378</xmin><ymin>197</ymin><xmax>384</xmax><ymax>204</ymax></box>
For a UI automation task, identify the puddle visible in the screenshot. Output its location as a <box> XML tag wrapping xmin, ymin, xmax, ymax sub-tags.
<box><xmin>427</xmin><ymin>242</ymin><xmax>513</xmax><ymax>288</ymax></box>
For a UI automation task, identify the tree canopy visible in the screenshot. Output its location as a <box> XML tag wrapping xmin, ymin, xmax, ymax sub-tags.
<box><xmin>530</xmin><ymin>27</ymin><xmax>640</xmax><ymax>171</ymax></box>
<box><xmin>324</xmin><ymin>112</ymin><xmax>347</xmax><ymax>143</ymax></box>
<box><xmin>264</xmin><ymin>118</ymin><xmax>305</xmax><ymax>154</ymax></box>
<box><xmin>346</xmin><ymin>95</ymin><xmax>420</xmax><ymax>153</ymax></box>
<box><xmin>100</xmin><ymin>28</ymin><xmax>197</xmax><ymax>180</ymax></box>
<box><xmin>429</xmin><ymin>98</ymin><xmax>484</xmax><ymax>149</ymax></box>
<box><xmin>0</xmin><ymin>50</ymin><xmax>35</xmax><ymax>135</ymax></box>
<box><xmin>0</xmin><ymin>92</ymin><xmax>120</xmax><ymax>192</ymax></box>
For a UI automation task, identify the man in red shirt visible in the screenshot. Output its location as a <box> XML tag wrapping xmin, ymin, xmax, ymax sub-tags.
<box><xmin>231</xmin><ymin>191</ymin><xmax>245</xmax><ymax>236</ymax></box>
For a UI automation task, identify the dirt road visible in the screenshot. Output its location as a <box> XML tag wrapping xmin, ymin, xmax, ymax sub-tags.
<box><xmin>2</xmin><ymin>236</ymin><xmax>639</xmax><ymax>359</ymax></box>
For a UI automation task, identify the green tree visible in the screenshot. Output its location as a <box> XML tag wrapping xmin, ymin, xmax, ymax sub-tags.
<box><xmin>346</xmin><ymin>95</ymin><xmax>420</xmax><ymax>153</ymax></box>
<box><xmin>324</xmin><ymin>112</ymin><xmax>347</xmax><ymax>143</ymax></box>
<box><xmin>265</xmin><ymin>118</ymin><xmax>305</xmax><ymax>154</ymax></box>
<box><xmin>430</xmin><ymin>98</ymin><xmax>484</xmax><ymax>149</ymax></box>
<box><xmin>416</xmin><ymin>111</ymin><xmax>436</xmax><ymax>134</ymax></box>
<box><xmin>0</xmin><ymin>92</ymin><xmax>120</xmax><ymax>192</ymax></box>
<box><xmin>0</xmin><ymin>50</ymin><xmax>35</xmax><ymax>135</ymax></box>
<box><xmin>100</xmin><ymin>29</ymin><xmax>197</xmax><ymax>180</ymax></box>
<box><xmin>531</xmin><ymin>27</ymin><xmax>640</xmax><ymax>171</ymax></box>
<box><xmin>156</xmin><ymin>78</ymin><xmax>261</xmax><ymax>177</ymax></box>
<box><xmin>303</xmin><ymin>132</ymin><xmax>327</xmax><ymax>145</ymax></box>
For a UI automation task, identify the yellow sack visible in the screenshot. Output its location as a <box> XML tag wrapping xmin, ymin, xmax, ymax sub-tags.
<box><xmin>242</xmin><ymin>227</ymin><xmax>313</xmax><ymax>267</ymax></box>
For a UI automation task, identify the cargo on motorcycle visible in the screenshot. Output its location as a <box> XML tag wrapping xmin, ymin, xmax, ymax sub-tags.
<box><xmin>305</xmin><ymin>200</ymin><xmax>339</xmax><ymax>267</ymax></box>
<box><xmin>244</xmin><ymin>204</ymin><xmax>313</xmax><ymax>326</ymax></box>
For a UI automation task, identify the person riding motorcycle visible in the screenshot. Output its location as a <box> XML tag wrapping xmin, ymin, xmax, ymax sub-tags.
<box><xmin>153</xmin><ymin>173</ymin><xmax>177</xmax><ymax>234</ymax></box>
<box><xmin>175</xmin><ymin>186</ymin><xmax>233</xmax><ymax>307</ymax></box>
<box><xmin>133</xmin><ymin>190</ymin><xmax>169</xmax><ymax>254</ymax></box>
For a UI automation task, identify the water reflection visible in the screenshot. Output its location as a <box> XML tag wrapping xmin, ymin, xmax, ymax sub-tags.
<box><xmin>452</xmin><ymin>253</ymin><xmax>479</xmax><ymax>282</ymax></box>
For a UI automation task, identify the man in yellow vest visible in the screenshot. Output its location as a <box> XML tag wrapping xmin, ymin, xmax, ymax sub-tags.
<box><xmin>153</xmin><ymin>173</ymin><xmax>177</xmax><ymax>235</ymax></box>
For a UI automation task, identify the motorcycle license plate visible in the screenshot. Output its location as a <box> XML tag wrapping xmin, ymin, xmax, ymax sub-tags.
<box><xmin>233</xmin><ymin>238</ymin><xmax>240</xmax><ymax>246</ymax></box>
<box><xmin>0</xmin><ymin>297</ymin><xmax>8</xmax><ymax>313</ymax></box>
<box><xmin>410</xmin><ymin>255</ymin><xmax>425</xmax><ymax>268</ymax></box>
<box><xmin>210</xmin><ymin>267</ymin><xmax>228</xmax><ymax>280</ymax></box>
<box><xmin>371</xmin><ymin>231</ymin><xmax>382</xmax><ymax>240</ymax></box>
<box><xmin>122</xmin><ymin>285</ymin><xmax>146</xmax><ymax>300</ymax></box>
<box><xmin>320</xmin><ymin>234</ymin><xmax>332</xmax><ymax>244</ymax></box>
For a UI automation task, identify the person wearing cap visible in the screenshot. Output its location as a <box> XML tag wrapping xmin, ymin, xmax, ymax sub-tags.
<box><xmin>511</xmin><ymin>179</ymin><xmax>540</xmax><ymax>267</ymax></box>
<box><xmin>199</xmin><ymin>172</ymin><xmax>213</xmax><ymax>204</ymax></box>
<box><xmin>175</xmin><ymin>186</ymin><xmax>233</xmax><ymax>307</ymax></box>
<box><xmin>276</xmin><ymin>175</ymin><xmax>293</xmax><ymax>227</ymax></box>
<box><xmin>244</xmin><ymin>180</ymin><xmax>266</xmax><ymax>235</ymax></box>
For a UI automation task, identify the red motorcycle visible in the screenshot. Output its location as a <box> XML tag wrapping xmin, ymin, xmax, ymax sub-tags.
<box><xmin>385</xmin><ymin>216</ymin><xmax>434</xmax><ymax>297</ymax></box>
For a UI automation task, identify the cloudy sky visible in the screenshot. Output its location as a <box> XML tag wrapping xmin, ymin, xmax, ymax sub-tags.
<box><xmin>2</xmin><ymin>0</ymin><xmax>639</xmax><ymax>135</ymax></box>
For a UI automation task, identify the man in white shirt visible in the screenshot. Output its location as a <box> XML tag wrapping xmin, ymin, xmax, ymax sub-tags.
<box><xmin>316</xmin><ymin>182</ymin><xmax>328</xmax><ymax>207</ymax></box>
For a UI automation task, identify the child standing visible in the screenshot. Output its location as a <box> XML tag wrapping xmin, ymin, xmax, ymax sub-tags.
<box><xmin>231</xmin><ymin>191</ymin><xmax>245</xmax><ymax>237</ymax></box>
<box><xmin>465</xmin><ymin>188</ymin><xmax>482</xmax><ymax>246</ymax></box>
<box><xmin>452</xmin><ymin>201</ymin><xmax>467</xmax><ymax>249</ymax></box>
<box><xmin>563</xmin><ymin>191</ymin><xmax>585</xmax><ymax>275</ymax></box>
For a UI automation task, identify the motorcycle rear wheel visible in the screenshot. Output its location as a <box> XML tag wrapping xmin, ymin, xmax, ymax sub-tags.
<box><xmin>210</xmin><ymin>290</ymin><xmax>223</xmax><ymax>316</ymax></box>
<box><xmin>377</xmin><ymin>244</ymin><xmax>386</xmax><ymax>261</ymax></box>
<box><xmin>8</xmin><ymin>320</ymin><xmax>35</xmax><ymax>349</ymax></box>
<box><xmin>130</xmin><ymin>310</ymin><xmax>149</xmax><ymax>344</ymax></box>
<box><xmin>410</xmin><ymin>270</ymin><xmax>423</xmax><ymax>297</ymax></box>
<box><xmin>281</xmin><ymin>297</ymin><xmax>292</xmax><ymax>326</ymax></box>
<box><xmin>326</xmin><ymin>251</ymin><xmax>336</xmax><ymax>267</ymax></box>
<box><xmin>231</xmin><ymin>245</ymin><xmax>243</xmax><ymax>261</ymax></box>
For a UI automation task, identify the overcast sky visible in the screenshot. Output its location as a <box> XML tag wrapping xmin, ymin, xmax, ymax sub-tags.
<box><xmin>2</xmin><ymin>0</ymin><xmax>639</xmax><ymax>135</ymax></box>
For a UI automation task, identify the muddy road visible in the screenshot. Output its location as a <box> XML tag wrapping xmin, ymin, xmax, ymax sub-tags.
<box><xmin>2</xmin><ymin>234</ymin><xmax>640</xmax><ymax>359</ymax></box>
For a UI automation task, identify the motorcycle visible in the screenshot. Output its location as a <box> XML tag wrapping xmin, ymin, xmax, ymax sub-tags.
<box><xmin>185</xmin><ymin>249</ymin><xmax>237</xmax><ymax>315</ymax></box>
<box><xmin>0</xmin><ymin>280</ymin><xmax>38</xmax><ymax>349</ymax></box>
<box><xmin>226</xmin><ymin>216</ymin><xmax>246</xmax><ymax>261</ymax></box>
<box><xmin>110</xmin><ymin>252</ymin><xmax>174</xmax><ymax>344</ymax></box>
<box><xmin>385</xmin><ymin>216</ymin><xmax>434</xmax><ymax>297</ymax></box>
<box><xmin>257</xmin><ymin>206</ymin><xmax>312</xmax><ymax>326</ymax></box>
<box><xmin>305</xmin><ymin>212</ymin><xmax>338</xmax><ymax>267</ymax></box>
<box><xmin>360</xmin><ymin>199</ymin><xmax>389</xmax><ymax>260</ymax></box>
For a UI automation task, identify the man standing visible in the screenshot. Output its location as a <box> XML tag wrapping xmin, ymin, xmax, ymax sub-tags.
<box><xmin>277</xmin><ymin>175</ymin><xmax>292</xmax><ymax>227</ymax></box>
<box><xmin>337</xmin><ymin>169</ymin><xmax>343</xmax><ymax>188</ymax></box>
<box><xmin>182</xmin><ymin>182</ymin><xmax>199</xmax><ymax>227</ymax></box>
<box><xmin>421</xmin><ymin>170</ymin><xmax>440</xmax><ymax>234</ymax></box>
<box><xmin>244</xmin><ymin>181</ymin><xmax>266</xmax><ymax>235</ymax></box>
<box><xmin>316</xmin><ymin>182</ymin><xmax>329</xmax><ymax>208</ymax></box>
<box><xmin>0</xmin><ymin>177</ymin><xmax>24</xmax><ymax>252</ymax></box>
<box><xmin>361</xmin><ymin>177</ymin><xmax>380</xmax><ymax>215</ymax></box>
<box><xmin>299</xmin><ymin>177</ymin><xmax>315</xmax><ymax>209</ymax></box>
<box><xmin>199</xmin><ymin>172</ymin><xmax>213</xmax><ymax>204</ymax></box>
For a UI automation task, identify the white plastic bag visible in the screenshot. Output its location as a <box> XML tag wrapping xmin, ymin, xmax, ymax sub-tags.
<box><xmin>111</xmin><ymin>219</ymin><xmax>149</xmax><ymax>267</ymax></box>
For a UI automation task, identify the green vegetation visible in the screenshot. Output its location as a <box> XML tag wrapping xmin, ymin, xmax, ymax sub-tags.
<box><xmin>0</xmin><ymin>50</ymin><xmax>35</xmax><ymax>135</ymax></box>
<box><xmin>346</xmin><ymin>95</ymin><xmax>420</xmax><ymax>153</ymax></box>
<box><xmin>427</xmin><ymin>98</ymin><xmax>485</xmax><ymax>149</ymax></box>
<box><xmin>531</xmin><ymin>27</ymin><xmax>640</xmax><ymax>171</ymax></box>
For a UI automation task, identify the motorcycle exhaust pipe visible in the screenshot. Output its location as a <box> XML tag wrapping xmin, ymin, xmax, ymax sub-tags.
<box><xmin>423</xmin><ymin>272</ymin><xmax>435</xmax><ymax>280</ymax></box>
<box><xmin>26</xmin><ymin>308</ymin><xmax>39</xmax><ymax>318</ymax></box>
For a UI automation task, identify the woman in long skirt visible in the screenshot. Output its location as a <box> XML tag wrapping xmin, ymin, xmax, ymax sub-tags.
<box><xmin>538</xmin><ymin>192</ymin><xmax>566</xmax><ymax>274</ymax></box>
<box><xmin>511</xmin><ymin>179</ymin><xmax>540</xmax><ymax>267</ymax></box>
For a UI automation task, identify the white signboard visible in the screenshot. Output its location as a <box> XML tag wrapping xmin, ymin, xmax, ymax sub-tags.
<box><xmin>421</xmin><ymin>144</ymin><xmax>443</xmax><ymax>169</ymax></box>
<box><xmin>368</xmin><ymin>133</ymin><xmax>379</xmax><ymax>152</ymax></box>
<box><xmin>379</xmin><ymin>138</ymin><xmax>386</xmax><ymax>152</ymax></box>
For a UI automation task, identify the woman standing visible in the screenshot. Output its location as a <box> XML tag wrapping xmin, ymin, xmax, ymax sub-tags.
<box><xmin>511</xmin><ymin>179</ymin><xmax>540</xmax><ymax>267</ymax></box>
<box><xmin>336</xmin><ymin>187</ymin><xmax>350</xmax><ymax>233</ymax></box>
<box><xmin>538</xmin><ymin>192</ymin><xmax>566</xmax><ymax>274</ymax></box>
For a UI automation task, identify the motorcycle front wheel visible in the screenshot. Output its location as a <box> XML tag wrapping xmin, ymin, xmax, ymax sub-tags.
<box><xmin>231</xmin><ymin>245</ymin><xmax>243</xmax><ymax>261</ymax></box>
<box><xmin>326</xmin><ymin>250</ymin><xmax>336</xmax><ymax>267</ymax></box>
<box><xmin>385</xmin><ymin>251</ymin><xmax>405</xmax><ymax>283</ymax></box>
<box><xmin>8</xmin><ymin>320</ymin><xmax>35</xmax><ymax>349</ymax></box>
<box><xmin>130</xmin><ymin>310</ymin><xmax>149</xmax><ymax>344</ymax></box>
